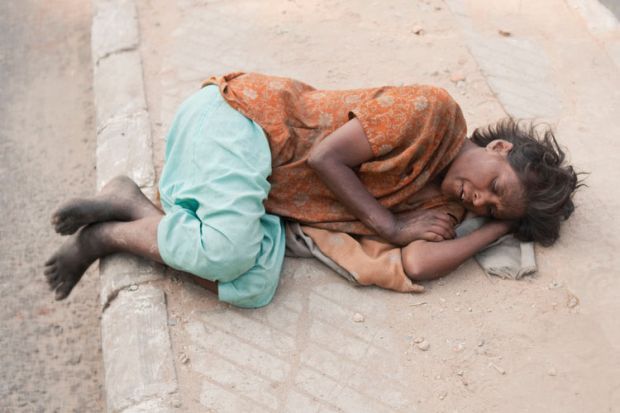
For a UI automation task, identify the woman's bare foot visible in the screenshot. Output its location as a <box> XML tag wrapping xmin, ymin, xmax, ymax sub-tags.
<box><xmin>44</xmin><ymin>224</ymin><xmax>110</xmax><ymax>300</ymax></box>
<box><xmin>51</xmin><ymin>176</ymin><xmax>161</xmax><ymax>235</ymax></box>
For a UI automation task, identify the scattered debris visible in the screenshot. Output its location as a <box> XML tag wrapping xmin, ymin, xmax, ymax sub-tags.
<box><xmin>548</xmin><ymin>280</ymin><xmax>562</xmax><ymax>289</ymax></box>
<box><xmin>417</xmin><ymin>340</ymin><xmax>431</xmax><ymax>351</ymax></box>
<box><xmin>412</xmin><ymin>25</ymin><xmax>424</xmax><ymax>35</ymax></box>
<box><xmin>179</xmin><ymin>353</ymin><xmax>190</xmax><ymax>364</ymax></box>
<box><xmin>498</xmin><ymin>29</ymin><xmax>512</xmax><ymax>37</ymax></box>
<box><xmin>478</xmin><ymin>339</ymin><xmax>485</xmax><ymax>347</ymax></box>
<box><xmin>128</xmin><ymin>284</ymin><xmax>139</xmax><ymax>292</ymax></box>
<box><xmin>414</xmin><ymin>337</ymin><xmax>425</xmax><ymax>344</ymax></box>
<box><xmin>409</xmin><ymin>301</ymin><xmax>427</xmax><ymax>307</ymax></box>
<box><xmin>352</xmin><ymin>312</ymin><xmax>365</xmax><ymax>323</ymax></box>
<box><xmin>456</xmin><ymin>370</ymin><xmax>464</xmax><ymax>376</ymax></box>
<box><xmin>67</xmin><ymin>355</ymin><xmax>81</xmax><ymax>366</ymax></box>
<box><xmin>438</xmin><ymin>391</ymin><xmax>447</xmax><ymax>400</ymax></box>
<box><xmin>489</xmin><ymin>362</ymin><xmax>506</xmax><ymax>375</ymax></box>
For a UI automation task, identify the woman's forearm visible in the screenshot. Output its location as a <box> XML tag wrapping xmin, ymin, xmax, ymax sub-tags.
<box><xmin>402</xmin><ymin>221</ymin><xmax>511</xmax><ymax>281</ymax></box>
<box><xmin>308</xmin><ymin>156</ymin><xmax>395</xmax><ymax>237</ymax></box>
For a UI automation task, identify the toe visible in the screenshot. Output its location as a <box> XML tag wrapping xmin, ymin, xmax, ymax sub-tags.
<box><xmin>44</xmin><ymin>255</ymin><xmax>56</xmax><ymax>266</ymax></box>
<box><xmin>44</xmin><ymin>265</ymin><xmax>56</xmax><ymax>276</ymax></box>
<box><xmin>56</xmin><ymin>224</ymin><xmax>73</xmax><ymax>235</ymax></box>
<box><xmin>45</xmin><ymin>268</ymin><xmax>61</xmax><ymax>288</ymax></box>
<box><xmin>55</xmin><ymin>282</ymin><xmax>74</xmax><ymax>300</ymax></box>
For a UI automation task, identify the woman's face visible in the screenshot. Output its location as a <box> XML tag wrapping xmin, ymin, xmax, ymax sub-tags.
<box><xmin>441</xmin><ymin>139</ymin><xmax>526</xmax><ymax>220</ymax></box>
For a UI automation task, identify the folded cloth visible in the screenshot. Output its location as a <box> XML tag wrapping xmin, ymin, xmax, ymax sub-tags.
<box><xmin>455</xmin><ymin>217</ymin><xmax>536</xmax><ymax>280</ymax></box>
<box><xmin>285</xmin><ymin>217</ymin><xmax>536</xmax><ymax>292</ymax></box>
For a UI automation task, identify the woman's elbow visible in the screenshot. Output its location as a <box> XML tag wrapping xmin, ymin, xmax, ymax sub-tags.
<box><xmin>402</xmin><ymin>241</ymin><xmax>442</xmax><ymax>281</ymax></box>
<box><xmin>307</xmin><ymin>147</ymin><xmax>327</xmax><ymax>170</ymax></box>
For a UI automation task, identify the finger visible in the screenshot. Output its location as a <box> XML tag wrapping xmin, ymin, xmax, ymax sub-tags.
<box><xmin>421</xmin><ymin>232</ymin><xmax>444</xmax><ymax>242</ymax></box>
<box><xmin>404</xmin><ymin>280</ymin><xmax>425</xmax><ymax>293</ymax></box>
<box><xmin>433</xmin><ymin>213</ymin><xmax>455</xmax><ymax>226</ymax></box>
<box><xmin>429</xmin><ymin>224</ymin><xmax>454</xmax><ymax>240</ymax></box>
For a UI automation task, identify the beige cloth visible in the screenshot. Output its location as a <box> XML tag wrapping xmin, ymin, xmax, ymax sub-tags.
<box><xmin>285</xmin><ymin>217</ymin><xmax>536</xmax><ymax>292</ymax></box>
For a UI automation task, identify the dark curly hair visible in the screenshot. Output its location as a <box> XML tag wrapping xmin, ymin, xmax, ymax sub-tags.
<box><xmin>470</xmin><ymin>119</ymin><xmax>583</xmax><ymax>246</ymax></box>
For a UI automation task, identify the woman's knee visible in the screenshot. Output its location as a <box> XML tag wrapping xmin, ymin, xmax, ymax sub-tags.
<box><xmin>196</xmin><ymin>232</ymin><xmax>261</xmax><ymax>283</ymax></box>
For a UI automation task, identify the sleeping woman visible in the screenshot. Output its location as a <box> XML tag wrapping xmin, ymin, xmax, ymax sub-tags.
<box><xmin>44</xmin><ymin>72</ymin><xmax>580</xmax><ymax>308</ymax></box>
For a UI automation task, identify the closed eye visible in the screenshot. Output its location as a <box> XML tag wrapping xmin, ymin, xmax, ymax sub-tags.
<box><xmin>487</xmin><ymin>205</ymin><xmax>495</xmax><ymax>218</ymax></box>
<box><xmin>491</xmin><ymin>178</ymin><xmax>498</xmax><ymax>194</ymax></box>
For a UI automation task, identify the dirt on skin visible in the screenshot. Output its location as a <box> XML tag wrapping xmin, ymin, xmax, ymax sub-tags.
<box><xmin>0</xmin><ymin>1</ymin><xmax>104</xmax><ymax>411</ymax></box>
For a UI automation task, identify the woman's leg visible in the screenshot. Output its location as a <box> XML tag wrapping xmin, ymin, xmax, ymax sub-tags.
<box><xmin>45</xmin><ymin>215</ymin><xmax>217</xmax><ymax>300</ymax></box>
<box><xmin>45</xmin><ymin>175</ymin><xmax>218</xmax><ymax>300</ymax></box>
<box><xmin>51</xmin><ymin>176</ymin><xmax>162</xmax><ymax>235</ymax></box>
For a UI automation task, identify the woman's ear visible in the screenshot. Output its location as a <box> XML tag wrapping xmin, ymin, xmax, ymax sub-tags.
<box><xmin>486</xmin><ymin>139</ymin><xmax>513</xmax><ymax>156</ymax></box>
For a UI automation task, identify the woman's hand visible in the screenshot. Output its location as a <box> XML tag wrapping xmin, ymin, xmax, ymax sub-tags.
<box><xmin>386</xmin><ymin>209</ymin><xmax>456</xmax><ymax>246</ymax></box>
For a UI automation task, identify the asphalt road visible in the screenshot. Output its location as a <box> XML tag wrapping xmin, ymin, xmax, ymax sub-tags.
<box><xmin>0</xmin><ymin>1</ymin><xmax>104</xmax><ymax>411</ymax></box>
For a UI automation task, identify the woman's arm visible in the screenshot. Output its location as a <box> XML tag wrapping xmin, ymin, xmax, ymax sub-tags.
<box><xmin>308</xmin><ymin>118</ymin><xmax>454</xmax><ymax>245</ymax></box>
<box><xmin>402</xmin><ymin>220</ymin><xmax>513</xmax><ymax>281</ymax></box>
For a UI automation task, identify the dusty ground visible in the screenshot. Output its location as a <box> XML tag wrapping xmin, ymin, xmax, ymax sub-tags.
<box><xmin>0</xmin><ymin>1</ymin><xmax>104</xmax><ymax>411</ymax></box>
<box><xmin>134</xmin><ymin>1</ymin><xmax>619</xmax><ymax>412</ymax></box>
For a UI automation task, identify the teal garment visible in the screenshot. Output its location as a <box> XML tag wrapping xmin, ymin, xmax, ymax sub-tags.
<box><xmin>157</xmin><ymin>85</ymin><xmax>286</xmax><ymax>308</ymax></box>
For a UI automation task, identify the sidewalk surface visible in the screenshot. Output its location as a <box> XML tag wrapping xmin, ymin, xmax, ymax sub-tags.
<box><xmin>92</xmin><ymin>0</ymin><xmax>620</xmax><ymax>412</ymax></box>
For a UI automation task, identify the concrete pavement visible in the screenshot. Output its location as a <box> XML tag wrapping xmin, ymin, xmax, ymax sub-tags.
<box><xmin>93</xmin><ymin>0</ymin><xmax>620</xmax><ymax>412</ymax></box>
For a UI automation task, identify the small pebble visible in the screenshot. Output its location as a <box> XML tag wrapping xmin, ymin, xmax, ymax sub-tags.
<box><xmin>548</xmin><ymin>368</ymin><xmax>557</xmax><ymax>376</ymax></box>
<box><xmin>179</xmin><ymin>353</ymin><xmax>190</xmax><ymax>364</ymax></box>
<box><xmin>567</xmin><ymin>293</ymin><xmax>579</xmax><ymax>308</ymax></box>
<box><xmin>352</xmin><ymin>313</ymin><xmax>365</xmax><ymax>323</ymax></box>
<box><xmin>478</xmin><ymin>339</ymin><xmax>485</xmax><ymax>347</ymax></box>
<box><xmin>498</xmin><ymin>29</ymin><xmax>512</xmax><ymax>37</ymax></box>
<box><xmin>456</xmin><ymin>370</ymin><xmax>464</xmax><ymax>376</ymax></box>
<box><xmin>167</xmin><ymin>318</ymin><xmax>178</xmax><ymax>326</ymax></box>
<box><xmin>414</xmin><ymin>337</ymin><xmax>425</xmax><ymax>344</ymax></box>
<box><xmin>489</xmin><ymin>362</ymin><xmax>506</xmax><ymax>375</ymax></box>
<box><xmin>450</xmin><ymin>72</ymin><xmax>466</xmax><ymax>83</ymax></box>
<box><xmin>412</xmin><ymin>25</ymin><xmax>424</xmax><ymax>35</ymax></box>
<box><xmin>128</xmin><ymin>284</ymin><xmax>139</xmax><ymax>291</ymax></box>
<box><xmin>438</xmin><ymin>391</ymin><xmax>447</xmax><ymax>400</ymax></box>
<box><xmin>417</xmin><ymin>340</ymin><xmax>430</xmax><ymax>351</ymax></box>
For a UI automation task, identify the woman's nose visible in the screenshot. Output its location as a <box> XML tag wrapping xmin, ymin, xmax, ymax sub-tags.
<box><xmin>472</xmin><ymin>190</ymin><xmax>487</xmax><ymax>207</ymax></box>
